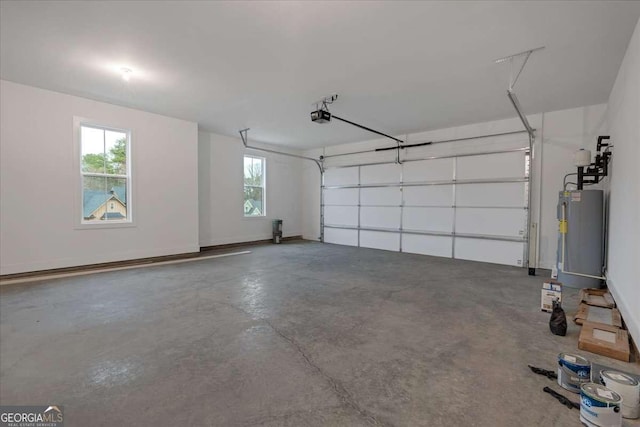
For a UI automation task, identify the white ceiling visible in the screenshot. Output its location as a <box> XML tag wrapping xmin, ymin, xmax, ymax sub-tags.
<box><xmin>1</xmin><ymin>1</ymin><xmax>639</xmax><ymax>148</ymax></box>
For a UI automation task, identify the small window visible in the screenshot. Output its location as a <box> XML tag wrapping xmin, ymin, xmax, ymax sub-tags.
<box><xmin>243</xmin><ymin>155</ymin><xmax>265</xmax><ymax>217</ymax></box>
<box><xmin>80</xmin><ymin>124</ymin><xmax>131</xmax><ymax>223</ymax></box>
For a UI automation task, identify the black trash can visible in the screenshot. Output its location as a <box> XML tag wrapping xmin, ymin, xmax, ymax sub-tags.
<box><xmin>272</xmin><ymin>219</ymin><xmax>283</xmax><ymax>244</ymax></box>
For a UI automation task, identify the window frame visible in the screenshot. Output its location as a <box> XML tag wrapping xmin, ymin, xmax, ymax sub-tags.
<box><xmin>243</xmin><ymin>155</ymin><xmax>266</xmax><ymax>218</ymax></box>
<box><xmin>73</xmin><ymin>117</ymin><xmax>135</xmax><ymax>229</ymax></box>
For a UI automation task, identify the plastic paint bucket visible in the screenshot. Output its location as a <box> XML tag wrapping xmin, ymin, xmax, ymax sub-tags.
<box><xmin>558</xmin><ymin>353</ymin><xmax>591</xmax><ymax>393</ymax></box>
<box><xmin>580</xmin><ymin>383</ymin><xmax>622</xmax><ymax>427</ymax></box>
<box><xmin>600</xmin><ymin>370</ymin><xmax>640</xmax><ymax>419</ymax></box>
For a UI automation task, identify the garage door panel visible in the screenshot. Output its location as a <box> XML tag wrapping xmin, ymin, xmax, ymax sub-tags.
<box><xmin>361</xmin><ymin>207</ymin><xmax>400</xmax><ymax>229</ymax></box>
<box><xmin>324</xmin><ymin>228</ymin><xmax>358</xmax><ymax>246</ymax></box>
<box><xmin>454</xmin><ymin>238</ymin><xmax>524</xmax><ymax>266</ymax></box>
<box><xmin>325</xmin><ymin>206</ymin><xmax>358</xmax><ymax>226</ymax></box>
<box><xmin>324</xmin><ymin>167</ymin><xmax>359</xmax><ymax>186</ymax></box>
<box><xmin>456</xmin><ymin>182</ymin><xmax>526</xmax><ymax>207</ymax></box>
<box><xmin>402</xmin><ymin>234</ymin><xmax>452</xmax><ymax>257</ymax></box>
<box><xmin>402</xmin><ymin>207</ymin><xmax>454</xmax><ymax>232</ymax></box>
<box><xmin>403</xmin><ymin>158</ymin><xmax>453</xmax><ymax>182</ymax></box>
<box><xmin>360</xmin><ymin>231</ymin><xmax>400</xmax><ymax>251</ymax></box>
<box><xmin>456</xmin><ymin>151</ymin><xmax>526</xmax><ymax>179</ymax></box>
<box><xmin>361</xmin><ymin>164</ymin><xmax>401</xmax><ymax>184</ymax></box>
<box><xmin>324</xmin><ymin>188</ymin><xmax>358</xmax><ymax>205</ymax></box>
<box><xmin>403</xmin><ymin>185</ymin><xmax>453</xmax><ymax>206</ymax></box>
<box><xmin>455</xmin><ymin>208</ymin><xmax>526</xmax><ymax>237</ymax></box>
<box><xmin>361</xmin><ymin>187</ymin><xmax>401</xmax><ymax>206</ymax></box>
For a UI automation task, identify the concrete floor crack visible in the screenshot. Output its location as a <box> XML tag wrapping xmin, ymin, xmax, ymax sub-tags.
<box><xmin>262</xmin><ymin>318</ymin><xmax>390</xmax><ymax>427</ymax></box>
<box><xmin>211</xmin><ymin>300</ymin><xmax>390</xmax><ymax>426</ymax></box>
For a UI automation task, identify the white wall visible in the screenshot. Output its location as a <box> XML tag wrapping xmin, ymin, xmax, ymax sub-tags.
<box><xmin>198</xmin><ymin>132</ymin><xmax>303</xmax><ymax>246</ymax></box>
<box><xmin>304</xmin><ymin>103</ymin><xmax>609</xmax><ymax>271</ymax></box>
<box><xmin>606</xmin><ymin>18</ymin><xmax>640</xmax><ymax>345</ymax></box>
<box><xmin>0</xmin><ymin>80</ymin><xmax>199</xmax><ymax>275</ymax></box>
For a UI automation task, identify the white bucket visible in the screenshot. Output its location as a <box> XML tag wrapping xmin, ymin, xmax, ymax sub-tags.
<box><xmin>600</xmin><ymin>370</ymin><xmax>640</xmax><ymax>419</ymax></box>
<box><xmin>558</xmin><ymin>353</ymin><xmax>591</xmax><ymax>393</ymax></box>
<box><xmin>580</xmin><ymin>383</ymin><xmax>622</xmax><ymax>427</ymax></box>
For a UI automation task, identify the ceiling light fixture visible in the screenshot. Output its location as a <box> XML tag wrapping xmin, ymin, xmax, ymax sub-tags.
<box><xmin>120</xmin><ymin>67</ymin><xmax>132</xmax><ymax>82</ymax></box>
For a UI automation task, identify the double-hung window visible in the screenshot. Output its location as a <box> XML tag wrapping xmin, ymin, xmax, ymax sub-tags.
<box><xmin>243</xmin><ymin>155</ymin><xmax>265</xmax><ymax>217</ymax></box>
<box><xmin>80</xmin><ymin>124</ymin><xmax>131</xmax><ymax>223</ymax></box>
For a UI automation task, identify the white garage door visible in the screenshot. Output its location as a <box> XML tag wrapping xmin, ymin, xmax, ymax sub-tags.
<box><xmin>322</xmin><ymin>149</ymin><xmax>529</xmax><ymax>267</ymax></box>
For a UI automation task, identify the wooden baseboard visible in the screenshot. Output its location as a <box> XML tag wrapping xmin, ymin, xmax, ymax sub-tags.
<box><xmin>1</xmin><ymin>236</ymin><xmax>305</xmax><ymax>282</ymax></box>
<box><xmin>200</xmin><ymin>235</ymin><xmax>303</xmax><ymax>252</ymax></box>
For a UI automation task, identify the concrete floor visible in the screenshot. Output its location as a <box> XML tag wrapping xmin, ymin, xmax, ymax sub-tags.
<box><xmin>1</xmin><ymin>241</ymin><xmax>638</xmax><ymax>426</ymax></box>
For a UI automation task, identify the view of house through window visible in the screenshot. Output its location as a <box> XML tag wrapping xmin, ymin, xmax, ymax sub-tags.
<box><xmin>244</xmin><ymin>155</ymin><xmax>265</xmax><ymax>217</ymax></box>
<box><xmin>80</xmin><ymin>125</ymin><xmax>130</xmax><ymax>222</ymax></box>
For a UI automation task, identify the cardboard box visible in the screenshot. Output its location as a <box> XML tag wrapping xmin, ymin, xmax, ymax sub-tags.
<box><xmin>573</xmin><ymin>303</ymin><xmax>622</xmax><ymax>328</ymax></box>
<box><xmin>579</xmin><ymin>288</ymin><xmax>616</xmax><ymax>308</ymax></box>
<box><xmin>541</xmin><ymin>280</ymin><xmax>562</xmax><ymax>312</ymax></box>
<box><xmin>578</xmin><ymin>321</ymin><xmax>630</xmax><ymax>362</ymax></box>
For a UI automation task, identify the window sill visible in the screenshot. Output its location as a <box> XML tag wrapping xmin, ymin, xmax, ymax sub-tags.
<box><xmin>75</xmin><ymin>221</ymin><xmax>136</xmax><ymax>230</ymax></box>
